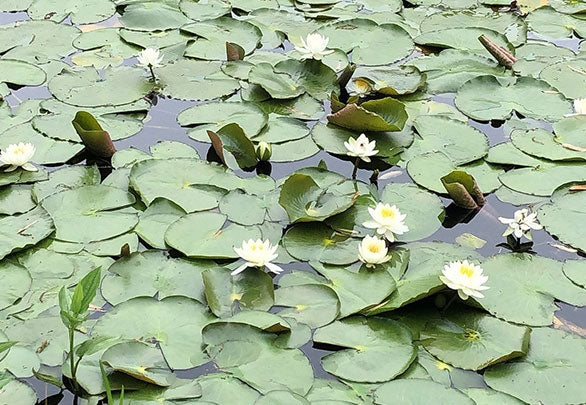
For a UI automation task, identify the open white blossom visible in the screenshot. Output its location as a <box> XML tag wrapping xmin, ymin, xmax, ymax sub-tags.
<box><xmin>351</xmin><ymin>78</ymin><xmax>374</xmax><ymax>97</ymax></box>
<box><xmin>440</xmin><ymin>260</ymin><xmax>489</xmax><ymax>300</ymax></box>
<box><xmin>344</xmin><ymin>133</ymin><xmax>378</xmax><ymax>162</ymax></box>
<box><xmin>0</xmin><ymin>142</ymin><xmax>37</xmax><ymax>172</ymax></box>
<box><xmin>565</xmin><ymin>98</ymin><xmax>586</xmax><ymax>117</ymax></box>
<box><xmin>498</xmin><ymin>208</ymin><xmax>542</xmax><ymax>240</ymax></box>
<box><xmin>358</xmin><ymin>235</ymin><xmax>390</xmax><ymax>268</ymax></box>
<box><xmin>232</xmin><ymin>239</ymin><xmax>283</xmax><ymax>276</ymax></box>
<box><xmin>363</xmin><ymin>203</ymin><xmax>409</xmax><ymax>242</ymax></box>
<box><xmin>137</xmin><ymin>47</ymin><xmax>163</xmax><ymax>68</ymax></box>
<box><xmin>295</xmin><ymin>33</ymin><xmax>334</xmax><ymax>60</ymax></box>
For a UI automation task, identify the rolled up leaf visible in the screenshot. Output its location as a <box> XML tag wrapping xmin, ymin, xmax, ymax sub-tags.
<box><xmin>441</xmin><ymin>170</ymin><xmax>486</xmax><ymax>210</ymax></box>
<box><xmin>72</xmin><ymin>111</ymin><xmax>116</xmax><ymax>158</ymax></box>
<box><xmin>207</xmin><ymin>123</ymin><xmax>257</xmax><ymax>170</ymax></box>
<box><xmin>327</xmin><ymin>97</ymin><xmax>407</xmax><ymax>132</ymax></box>
<box><xmin>226</xmin><ymin>42</ymin><xmax>245</xmax><ymax>61</ymax></box>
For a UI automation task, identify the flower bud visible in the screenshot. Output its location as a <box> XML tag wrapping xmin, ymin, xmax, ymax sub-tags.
<box><xmin>256</xmin><ymin>141</ymin><xmax>272</xmax><ymax>161</ymax></box>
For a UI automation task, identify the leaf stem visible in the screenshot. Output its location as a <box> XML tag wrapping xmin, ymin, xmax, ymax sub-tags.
<box><xmin>148</xmin><ymin>64</ymin><xmax>156</xmax><ymax>82</ymax></box>
<box><xmin>69</xmin><ymin>327</ymin><xmax>77</xmax><ymax>392</ymax></box>
<box><xmin>352</xmin><ymin>158</ymin><xmax>359</xmax><ymax>180</ymax></box>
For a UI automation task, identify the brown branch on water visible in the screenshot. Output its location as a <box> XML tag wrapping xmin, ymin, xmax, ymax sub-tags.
<box><xmin>478</xmin><ymin>35</ymin><xmax>516</xmax><ymax>69</ymax></box>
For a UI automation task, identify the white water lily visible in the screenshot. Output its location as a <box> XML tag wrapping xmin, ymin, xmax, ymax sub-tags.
<box><xmin>351</xmin><ymin>78</ymin><xmax>374</xmax><ymax>97</ymax></box>
<box><xmin>295</xmin><ymin>33</ymin><xmax>334</xmax><ymax>60</ymax></box>
<box><xmin>136</xmin><ymin>47</ymin><xmax>163</xmax><ymax>69</ymax></box>
<box><xmin>363</xmin><ymin>203</ymin><xmax>409</xmax><ymax>242</ymax></box>
<box><xmin>232</xmin><ymin>239</ymin><xmax>283</xmax><ymax>276</ymax></box>
<box><xmin>573</xmin><ymin>98</ymin><xmax>586</xmax><ymax>115</ymax></box>
<box><xmin>440</xmin><ymin>260</ymin><xmax>489</xmax><ymax>300</ymax></box>
<box><xmin>358</xmin><ymin>235</ymin><xmax>390</xmax><ymax>268</ymax></box>
<box><xmin>498</xmin><ymin>208</ymin><xmax>542</xmax><ymax>240</ymax></box>
<box><xmin>0</xmin><ymin>142</ymin><xmax>38</xmax><ymax>172</ymax></box>
<box><xmin>344</xmin><ymin>133</ymin><xmax>378</xmax><ymax>162</ymax></box>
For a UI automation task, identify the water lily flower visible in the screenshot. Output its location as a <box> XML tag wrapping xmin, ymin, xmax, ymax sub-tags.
<box><xmin>440</xmin><ymin>260</ymin><xmax>489</xmax><ymax>300</ymax></box>
<box><xmin>0</xmin><ymin>142</ymin><xmax>38</xmax><ymax>172</ymax></box>
<box><xmin>295</xmin><ymin>33</ymin><xmax>334</xmax><ymax>60</ymax></box>
<box><xmin>358</xmin><ymin>235</ymin><xmax>390</xmax><ymax>268</ymax></box>
<box><xmin>232</xmin><ymin>239</ymin><xmax>283</xmax><ymax>276</ymax></box>
<box><xmin>351</xmin><ymin>78</ymin><xmax>374</xmax><ymax>97</ymax></box>
<box><xmin>498</xmin><ymin>208</ymin><xmax>542</xmax><ymax>240</ymax></box>
<box><xmin>137</xmin><ymin>47</ymin><xmax>163</xmax><ymax>69</ymax></box>
<box><xmin>256</xmin><ymin>141</ymin><xmax>272</xmax><ymax>161</ymax></box>
<box><xmin>363</xmin><ymin>203</ymin><xmax>409</xmax><ymax>242</ymax></box>
<box><xmin>344</xmin><ymin>133</ymin><xmax>378</xmax><ymax>163</ymax></box>
<box><xmin>565</xmin><ymin>98</ymin><xmax>586</xmax><ymax>117</ymax></box>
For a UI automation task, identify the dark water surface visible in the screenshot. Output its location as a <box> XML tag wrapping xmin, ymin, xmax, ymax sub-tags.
<box><xmin>1</xmin><ymin>10</ymin><xmax>585</xmax><ymax>405</ymax></box>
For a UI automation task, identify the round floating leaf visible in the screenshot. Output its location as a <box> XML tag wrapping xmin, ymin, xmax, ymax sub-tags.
<box><xmin>0</xmin><ymin>206</ymin><xmax>54</xmax><ymax>260</ymax></box>
<box><xmin>156</xmin><ymin>59</ymin><xmax>240</xmax><ymax>101</ymax></box>
<box><xmin>165</xmin><ymin>212</ymin><xmax>262</xmax><ymax>259</ymax></box>
<box><xmin>112</xmin><ymin>379</ymin><xmax>203</xmax><ymax>403</ymax></box>
<box><xmin>367</xmin><ymin>242</ymin><xmax>483</xmax><ymax>314</ymax></box>
<box><xmin>511</xmin><ymin>128</ymin><xmax>586</xmax><ymax>161</ymax></box>
<box><xmin>197</xmin><ymin>373</ymin><xmax>261</xmax><ymax>404</ymax></box>
<box><xmin>408</xmin><ymin>49</ymin><xmax>507</xmax><ymax>94</ymax></box>
<box><xmin>499</xmin><ymin>162</ymin><xmax>586</xmax><ymax>196</ymax></box>
<box><xmin>0</xmin><ymin>262</ymin><xmax>32</xmax><ymax>311</ymax></box>
<box><xmin>513</xmin><ymin>41</ymin><xmax>576</xmax><ymax>78</ymax></box>
<box><xmin>351</xmin><ymin>65</ymin><xmax>425</xmax><ymax>96</ymax></box>
<box><xmin>71</xmin><ymin>27</ymin><xmax>137</xmax><ymax>69</ymax></box>
<box><xmin>273</xmin><ymin>59</ymin><xmax>339</xmax><ymax>100</ymax></box>
<box><xmin>407</xmin><ymin>152</ymin><xmax>503</xmax><ymax>194</ymax></box>
<box><xmin>0</xmin><ymin>123</ymin><xmax>84</xmax><ymax>165</ymax></box>
<box><xmin>0</xmin><ymin>185</ymin><xmax>35</xmax><ymax>215</ymax></box>
<box><xmin>311</xmin><ymin>122</ymin><xmax>412</xmax><ymax>160</ymax></box>
<box><xmin>205</xmin><ymin>328</ymin><xmax>314</xmax><ymax>395</ymax></box>
<box><xmin>275</xmin><ymin>284</ymin><xmax>340</xmax><ymax>328</ymax></box>
<box><xmin>327</xmin><ymin>97</ymin><xmax>408</xmax><ymax>132</ymax></box>
<box><xmin>420</xmin><ymin>309</ymin><xmax>530</xmax><ymax>370</ymax></box>
<box><xmin>374</xmin><ymin>379</ymin><xmax>474</xmax><ymax>404</ymax></box>
<box><xmin>319</xmin><ymin>19</ymin><xmax>413</xmax><ymax>66</ymax></box>
<box><xmin>478</xmin><ymin>253</ymin><xmax>586</xmax><ymax>326</ymax></box>
<box><xmin>464</xmin><ymin>388</ymin><xmax>525</xmax><ymax>405</ymax></box>
<box><xmin>486</xmin><ymin>142</ymin><xmax>545</xmax><ymax>167</ymax></box>
<box><xmin>455</xmin><ymin>76</ymin><xmax>572</xmax><ymax>121</ymax></box>
<box><xmin>101</xmin><ymin>251</ymin><xmax>211</xmax><ymax>305</ymax></box>
<box><xmin>27</xmin><ymin>0</ymin><xmax>116</xmax><ymax>24</ymax></box>
<box><xmin>278</xmin><ymin>173</ymin><xmax>356</xmax><ymax>223</ymax></box>
<box><xmin>526</xmin><ymin>6</ymin><xmax>586</xmax><ymax>39</ymax></box>
<box><xmin>48</xmin><ymin>66</ymin><xmax>153</xmax><ymax>107</ymax></box>
<box><xmin>538</xmin><ymin>186</ymin><xmax>586</xmax><ymax>252</ymax></box>
<box><xmin>307</xmin><ymin>262</ymin><xmax>397</xmax><ymax>317</ymax></box>
<box><xmin>256</xmin><ymin>391</ymin><xmax>308</xmax><ymax>405</ymax></box>
<box><xmin>33</xmin><ymin>99</ymin><xmax>148</xmax><ymax>143</ymax></box>
<box><xmin>0</xmin><ymin>376</ymin><xmax>37</xmax><ymax>405</ymax></box>
<box><xmin>540</xmin><ymin>58</ymin><xmax>586</xmax><ymax>99</ymax></box>
<box><xmin>31</xmin><ymin>165</ymin><xmax>100</xmax><ymax>202</ymax></box>
<box><xmin>484</xmin><ymin>328</ymin><xmax>586</xmax><ymax>405</ymax></box>
<box><xmin>93</xmin><ymin>296</ymin><xmax>214</xmax><ymax>369</ymax></box>
<box><xmin>270</xmin><ymin>137</ymin><xmax>320</xmax><ymax>162</ymax></box>
<box><xmin>183</xmin><ymin>17</ymin><xmax>262</xmax><ymax>60</ymax></box>
<box><xmin>41</xmin><ymin>185</ymin><xmax>137</xmax><ymax>244</ymax></box>
<box><xmin>179</xmin><ymin>101</ymin><xmax>268</xmax><ymax>142</ymax></box>
<box><xmin>101</xmin><ymin>341</ymin><xmax>174</xmax><ymax>386</ymax></box>
<box><xmin>129</xmin><ymin>158</ymin><xmax>242</xmax><ymax>212</ymax></box>
<box><xmin>202</xmin><ymin>267</ymin><xmax>274</xmax><ymax>318</ymax></box>
<box><xmin>283</xmin><ymin>223</ymin><xmax>360</xmax><ymax>265</ymax></box>
<box><xmin>0</xmin><ymin>59</ymin><xmax>46</xmax><ymax>88</ymax></box>
<box><xmin>563</xmin><ymin>259</ymin><xmax>586</xmax><ymax>288</ymax></box>
<box><xmin>119</xmin><ymin>1</ymin><xmax>191</xmax><ymax>31</ymax></box>
<box><xmin>0</xmin><ymin>20</ymin><xmax>79</xmax><ymax>63</ymax></box>
<box><xmin>248</xmin><ymin>63</ymin><xmax>305</xmax><ymax>100</ymax></box>
<box><xmin>401</xmin><ymin>116</ymin><xmax>489</xmax><ymax>165</ymax></box>
<box><xmin>313</xmin><ymin>316</ymin><xmax>416</xmax><ymax>383</ymax></box>
<box><xmin>252</xmin><ymin>116</ymin><xmax>309</xmax><ymax>144</ymax></box>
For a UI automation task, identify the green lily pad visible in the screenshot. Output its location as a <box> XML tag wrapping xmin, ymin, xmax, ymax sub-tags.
<box><xmin>499</xmin><ymin>162</ymin><xmax>586</xmax><ymax>196</ymax></box>
<box><xmin>478</xmin><ymin>253</ymin><xmax>586</xmax><ymax>326</ymax></box>
<box><xmin>48</xmin><ymin>66</ymin><xmax>153</xmax><ymax>107</ymax></box>
<box><xmin>27</xmin><ymin>0</ymin><xmax>116</xmax><ymax>24</ymax></box>
<box><xmin>0</xmin><ymin>59</ymin><xmax>46</xmax><ymax>88</ymax></box>
<box><xmin>374</xmin><ymin>379</ymin><xmax>474</xmax><ymax>404</ymax></box>
<box><xmin>283</xmin><ymin>223</ymin><xmax>360</xmax><ymax>265</ymax></box>
<box><xmin>0</xmin><ymin>262</ymin><xmax>32</xmax><ymax>311</ymax></box>
<box><xmin>41</xmin><ymin>185</ymin><xmax>137</xmax><ymax>244</ymax></box>
<box><xmin>526</xmin><ymin>6</ymin><xmax>586</xmax><ymax>38</ymax></box>
<box><xmin>420</xmin><ymin>308</ymin><xmax>530</xmax><ymax>370</ymax></box>
<box><xmin>93</xmin><ymin>296</ymin><xmax>214</xmax><ymax>369</ymax></box>
<box><xmin>455</xmin><ymin>76</ymin><xmax>572</xmax><ymax>121</ymax></box>
<box><xmin>202</xmin><ymin>267</ymin><xmax>274</xmax><ymax>318</ymax></box>
<box><xmin>484</xmin><ymin>327</ymin><xmax>586</xmax><ymax>405</ymax></box>
<box><xmin>366</xmin><ymin>242</ymin><xmax>483</xmax><ymax>314</ymax></box>
<box><xmin>101</xmin><ymin>251</ymin><xmax>211</xmax><ymax>305</ymax></box>
<box><xmin>313</xmin><ymin>316</ymin><xmax>416</xmax><ymax>383</ymax></box>
<box><xmin>275</xmin><ymin>283</ymin><xmax>340</xmax><ymax>328</ymax></box>
<box><xmin>112</xmin><ymin>378</ymin><xmax>203</xmax><ymax>403</ymax></box>
<box><xmin>513</xmin><ymin>41</ymin><xmax>576</xmax><ymax>78</ymax></box>
<box><xmin>248</xmin><ymin>63</ymin><xmax>306</xmax><ymax>100</ymax></box>
<box><xmin>102</xmin><ymin>341</ymin><xmax>175</xmax><ymax>386</ymax></box>
<box><xmin>0</xmin><ymin>206</ymin><xmax>54</xmax><ymax>260</ymax></box>
<box><xmin>0</xmin><ymin>375</ymin><xmax>36</xmax><ymax>405</ymax></box>
<box><xmin>563</xmin><ymin>259</ymin><xmax>586</xmax><ymax>288</ymax></box>
<box><xmin>401</xmin><ymin>116</ymin><xmax>489</xmax><ymax>165</ymax></box>
<box><xmin>31</xmin><ymin>165</ymin><xmax>100</xmax><ymax>202</ymax></box>
<box><xmin>350</xmin><ymin>65</ymin><xmax>425</xmax><ymax>96</ymax></box>
<box><xmin>511</xmin><ymin>128</ymin><xmax>586</xmax><ymax>161</ymax></box>
<box><xmin>0</xmin><ymin>185</ymin><xmax>35</xmax><ymax>215</ymax></box>
<box><xmin>165</xmin><ymin>211</ymin><xmax>262</xmax><ymax>259</ymax></box>
<box><xmin>540</xmin><ymin>58</ymin><xmax>586</xmax><ymax>99</ymax></box>
<box><xmin>327</xmin><ymin>97</ymin><xmax>408</xmax><ymax>132</ymax></box>
<box><xmin>119</xmin><ymin>1</ymin><xmax>191</xmax><ymax>31</ymax></box>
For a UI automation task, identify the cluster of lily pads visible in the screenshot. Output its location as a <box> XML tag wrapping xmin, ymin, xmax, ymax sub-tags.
<box><xmin>1</xmin><ymin>0</ymin><xmax>586</xmax><ymax>404</ymax></box>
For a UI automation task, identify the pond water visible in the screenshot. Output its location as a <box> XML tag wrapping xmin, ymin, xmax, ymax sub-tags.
<box><xmin>1</xmin><ymin>3</ymin><xmax>586</xmax><ymax>405</ymax></box>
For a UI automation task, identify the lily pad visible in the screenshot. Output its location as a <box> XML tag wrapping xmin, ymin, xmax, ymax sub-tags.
<box><xmin>327</xmin><ymin>97</ymin><xmax>408</xmax><ymax>132</ymax></box>
<box><xmin>374</xmin><ymin>379</ymin><xmax>474</xmax><ymax>404</ymax></box>
<box><xmin>93</xmin><ymin>296</ymin><xmax>215</xmax><ymax>369</ymax></box>
<box><xmin>478</xmin><ymin>253</ymin><xmax>586</xmax><ymax>326</ymax></box>
<box><xmin>27</xmin><ymin>0</ymin><xmax>116</xmax><ymax>24</ymax></box>
<box><xmin>313</xmin><ymin>316</ymin><xmax>416</xmax><ymax>382</ymax></box>
<box><xmin>275</xmin><ymin>283</ymin><xmax>340</xmax><ymax>328</ymax></box>
<box><xmin>0</xmin><ymin>206</ymin><xmax>54</xmax><ymax>260</ymax></box>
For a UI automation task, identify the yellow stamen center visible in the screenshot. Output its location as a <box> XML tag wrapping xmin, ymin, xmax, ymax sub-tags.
<box><xmin>381</xmin><ymin>206</ymin><xmax>395</xmax><ymax>219</ymax></box>
<box><xmin>368</xmin><ymin>244</ymin><xmax>381</xmax><ymax>253</ymax></box>
<box><xmin>459</xmin><ymin>264</ymin><xmax>475</xmax><ymax>278</ymax></box>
